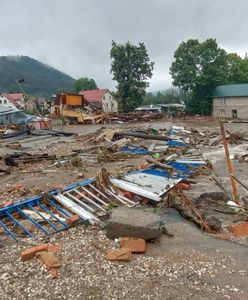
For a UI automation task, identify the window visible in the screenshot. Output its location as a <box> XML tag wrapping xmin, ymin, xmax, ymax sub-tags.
<box><xmin>0</xmin><ymin>100</ymin><xmax>2</xmax><ymax>104</ymax></box>
<box><xmin>220</xmin><ymin>98</ymin><xmax>225</xmax><ymax>105</ymax></box>
<box><xmin>3</xmin><ymin>100</ymin><xmax>7</xmax><ymax>104</ymax></box>
<box><xmin>220</xmin><ymin>109</ymin><xmax>226</xmax><ymax>117</ymax></box>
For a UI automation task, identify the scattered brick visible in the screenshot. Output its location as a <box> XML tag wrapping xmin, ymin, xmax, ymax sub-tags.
<box><xmin>106</xmin><ymin>248</ymin><xmax>132</xmax><ymax>262</ymax></box>
<box><xmin>177</xmin><ymin>182</ymin><xmax>191</xmax><ymax>190</ymax></box>
<box><xmin>67</xmin><ymin>215</ymin><xmax>80</xmax><ymax>225</ymax></box>
<box><xmin>7</xmin><ymin>184</ymin><xmax>24</xmax><ymax>193</ymax></box>
<box><xmin>48</xmin><ymin>244</ymin><xmax>62</xmax><ymax>253</ymax></box>
<box><xmin>120</xmin><ymin>237</ymin><xmax>146</xmax><ymax>253</ymax></box>
<box><xmin>21</xmin><ymin>244</ymin><xmax>48</xmax><ymax>261</ymax></box>
<box><xmin>229</xmin><ymin>221</ymin><xmax>248</xmax><ymax>237</ymax></box>
<box><xmin>0</xmin><ymin>201</ymin><xmax>13</xmax><ymax>209</ymax></box>
<box><xmin>36</xmin><ymin>251</ymin><xmax>61</xmax><ymax>270</ymax></box>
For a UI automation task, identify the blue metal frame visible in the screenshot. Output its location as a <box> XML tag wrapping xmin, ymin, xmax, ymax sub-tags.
<box><xmin>0</xmin><ymin>178</ymin><xmax>96</xmax><ymax>241</ymax></box>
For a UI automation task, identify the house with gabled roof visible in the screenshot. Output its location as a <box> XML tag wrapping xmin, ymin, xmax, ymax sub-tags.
<box><xmin>79</xmin><ymin>89</ymin><xmax>118</xmax><ymax>112</ymax></box>
<box><xmin>0</xmin><ymin>93</ymin><xmax>26</xmax><ymax>110</ymax></box>
<box><xmin>213</xmin><ymin>84</ymin><xmax>248</xmax><ymax>119</ymax></box>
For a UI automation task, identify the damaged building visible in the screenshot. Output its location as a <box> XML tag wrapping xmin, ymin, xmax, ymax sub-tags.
<box><xmin>213</xmin><ymin>83</ymin><xmax>248</xmax><ymax>119</ymax></box>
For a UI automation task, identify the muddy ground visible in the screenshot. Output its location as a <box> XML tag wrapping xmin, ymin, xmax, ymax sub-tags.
<box><xmin>1</xmin><ymin>117</ymin><xmax>248</xmax><ymax>299</ymax></box>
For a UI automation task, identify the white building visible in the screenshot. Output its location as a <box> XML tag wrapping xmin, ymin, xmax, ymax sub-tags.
<box><xmin>213</xmin><ymin>84</ymin><xmax>248</xmax><ymax>119</ymax></box>
<box><xmin>0</xmin><ymin>93</ymin><xmax>25</xmax><ymax>110</ymax></box>
<box><xmin>79</xmin><ymin>89</ymin><xmax>118</xmax><ymax>112</ymax></box>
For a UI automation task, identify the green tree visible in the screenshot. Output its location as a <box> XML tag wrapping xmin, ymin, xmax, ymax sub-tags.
<box><xmin>110</xmin><ymin>41</ymin><xmax>154</xmax><ymax>112</ymax></box>
<box><xmin>226</xmin><ymin>53</ymin><xmax>248</xmax><ymax>84</ymax></box>
<box><xmin>74</xmin><ymin>77</ymin><xmax>97</xmax><ymax>93</ymax></box>
<box><xmin>143</xmin><ymin>88</ymin><xmax>182</xmax><ymax>105</ymax></box>
<box><xmin>170</xmin><ymin>39</ymin><xmax>229</xmax><ymax>115</ymax></box>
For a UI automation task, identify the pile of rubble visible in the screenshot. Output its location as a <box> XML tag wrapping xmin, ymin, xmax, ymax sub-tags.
<box><xmin>2</xmin><ymin>120</ymin><xmax>248</xmax><ymax>299</ymax></box>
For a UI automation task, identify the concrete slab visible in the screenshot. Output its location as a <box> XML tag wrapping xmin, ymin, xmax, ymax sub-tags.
<box><xmin>106</xmin><ymin>206</ymin><xmax>162</xmax><ymax>241</ymax></box>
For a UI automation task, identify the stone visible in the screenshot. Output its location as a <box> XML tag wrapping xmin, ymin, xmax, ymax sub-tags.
<box><xmin>21</xmin><ymin>244</ymin><xmax>48</xmax><ymax>261</ymax></box>
<box><xmin>120</xmin><ymin>237</ymin><xmax>146</xmax><ymax>253</ymax></box>
<box><xmin>203</xmin><ymin>215</ymin><xmax>222</xmax><ymax>231</ymax></box>
<box><xmin>106</xmin><ymin>207</ymin><xmax>162</xmax><ymax>241</ymax></box>
<box><xmin>198</xmin><ymin>192</ymin><xmax>227</xmax><ymax>202</ymax></box>
<box><xmin>106</xmin><ymin>248</ymin><xmax>132</xmax><ymax>262</ymax></box>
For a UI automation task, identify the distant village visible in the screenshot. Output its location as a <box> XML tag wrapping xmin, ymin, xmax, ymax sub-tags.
<box><xmin>0</xmin><ymin>88</ymin><xmax>187</xmax><ymax>127</ymax></box>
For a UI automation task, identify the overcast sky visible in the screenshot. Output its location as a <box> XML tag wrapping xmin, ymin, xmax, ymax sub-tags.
<box><xmin>1</xmin><ymin>0</ymin><xmax>248</xmax><ymax>91</ymax></box>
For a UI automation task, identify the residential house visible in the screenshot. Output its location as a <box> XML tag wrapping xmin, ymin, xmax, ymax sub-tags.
<box><xmin>0</xmin><ymin>93</ymin><xmax>26</xmax><ymax>110</ymax></box>
<box><xmin>0</xmin><ymin>105</ymin><xmax>32</xmax><ymax>125</ymax></box>
<box><xmin>79</xmin><ymin>89</ymin><xmax>118</xmax><ymax>113</ymax></box>
<box><xmin>213</xmin><ymin>84</ymin><xmax>248</xmax><ymax>119</ymax></box>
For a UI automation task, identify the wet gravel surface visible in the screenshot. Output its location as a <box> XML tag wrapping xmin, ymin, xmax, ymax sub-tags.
<box><xmin>1</xmin><ymin>226</ymin><xmax>248</xmax><ymax>300</ymax></box>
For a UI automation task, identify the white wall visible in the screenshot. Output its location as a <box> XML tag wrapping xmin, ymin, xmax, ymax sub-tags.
<box><xmin>101</xmin><ymin>91</ymin><xmax>118</xmax><ymax>112</ymax></box>
<box><xmin>213</xmin><ymin>97</ymin><xmax>248</xmax><ymax>119</ymax></box>
<box><xmin>0</xmin><ymin>95</ymin><xmax>17</xmax><ymax>109</ymax></box>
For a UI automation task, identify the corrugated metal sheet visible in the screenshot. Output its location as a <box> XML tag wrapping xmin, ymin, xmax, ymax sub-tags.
<box><xmin>111</xmin><ymin>169</ymin><xmax>181</xmax><ymax>202</ymax></box>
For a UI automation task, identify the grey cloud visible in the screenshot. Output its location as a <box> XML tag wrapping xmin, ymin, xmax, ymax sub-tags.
<box><xmin>0</xmin><ymin>0</ymin><xmax>248</xmax><ymax>91</ymax></box>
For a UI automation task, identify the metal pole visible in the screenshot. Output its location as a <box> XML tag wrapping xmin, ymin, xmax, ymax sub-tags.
<box><xmin>220</xmin><ymin>122</ymin><xmax>239</xmax><ymax>203</ymax></box>
<box><xmin>15</xmin><ymin>80</ymin><xmax>51</xmax><ymax>130</ymax></box>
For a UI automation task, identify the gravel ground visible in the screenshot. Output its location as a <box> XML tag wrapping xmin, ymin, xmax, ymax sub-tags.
<box><xmin>0</xmin><ymin>226</ymin><xmax>247</xmax><ymax>300</ymax></box>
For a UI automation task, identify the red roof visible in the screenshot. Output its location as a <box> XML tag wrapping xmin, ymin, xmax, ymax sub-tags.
<box><xmin>79</xmin><ymin>89</ymin><xmax>109</xmax><ymax>103</ymax></box>
<box><xmin>3</xmin><ymin>93</ymin><xmax>24</xmax><ymax>102</ymax></box>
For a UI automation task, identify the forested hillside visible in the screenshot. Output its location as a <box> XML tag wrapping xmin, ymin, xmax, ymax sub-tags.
<box><xmin>0</xmin><ymin>56</ymin><xmax>75</xmax><ymax>96</ymax></box>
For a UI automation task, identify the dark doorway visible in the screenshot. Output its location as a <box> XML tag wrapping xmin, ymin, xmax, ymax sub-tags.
<box><xmin>232</xmin><ymin>109</ymin><xmax>237</xmax><ymax>118</ymax></box>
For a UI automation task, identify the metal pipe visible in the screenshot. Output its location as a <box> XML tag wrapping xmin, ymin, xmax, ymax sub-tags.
<box><xmin>220</xmin><ymin>122</ymin><xmax>239</xmax><ymax>203</ymax></box>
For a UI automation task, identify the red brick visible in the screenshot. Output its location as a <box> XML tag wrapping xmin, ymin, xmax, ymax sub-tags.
<box><xmin>120</xmin><ymin>237</ymin><xmax>146</xmax><ymax>253</ymax></box>
<box><xmin>177</xmin><ymin>182</ymin><xmax>191</xmax><ymax>190</ymax></box>
<box><xmin>21</xmin><ymin>244</ymin><xmax>48</xmax><ymax>261</ymax></box>
<box><xmin>0</xmin><ymin>201</ymin><xmax>13</xmax><ymax>209</ymax></box>
<box><xmin>48</xmin><ymin>244</ymin><xmax>62</xmax><ymax>253</ymax></box>
<box><xmin>36</xmin><ymin>251</ymin><xmax>61</xmax><ymax>270</ymax></box>
<box><xmin>229</xmin><ymin>221</ymin><xmax>248</xmax><ymax>237</ymax></box>
<box><xmin>106</xmin><ymin>248</ymin><xmax>132</xmax><ymax>262</ymax></box>
<box><xmin>4</xmin><ymin>201</ymin><xmax>13</xmax><ymax>207</ymax></box>
<box><xmin>7</xmin><ymin>184</ymin><xmax>24</xmax><ymax>193</ymax></box>
<box><xmin>67</xmin><ymin>215</ymin><xmax>80</xmax><ymax>225</ymax></box>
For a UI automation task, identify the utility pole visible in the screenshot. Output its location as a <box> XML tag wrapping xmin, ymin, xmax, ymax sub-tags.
<box><xmin>220</xmin><ymin>122</ymin><xmax>239</xmax><ymax>203</ymax></box>
<box><xmin>15</xmin><ymin>79</ymin><xmax>51</xmax><ymax>130</ymax></box>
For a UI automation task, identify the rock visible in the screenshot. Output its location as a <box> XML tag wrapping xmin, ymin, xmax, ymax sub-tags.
<box><xmin>203</xmin><ymin>215</ymin><xmax>222</xmax><ymax>231</ymax></box>
<box><xmin>106</xmin><ymin>207</ymin><xmax>162</xmax><ymax>241</ymax></box>
<box><xmin>198</xmin><ymin>192</ymin><xmax>228</xmax><ymax>202</ymax></box>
